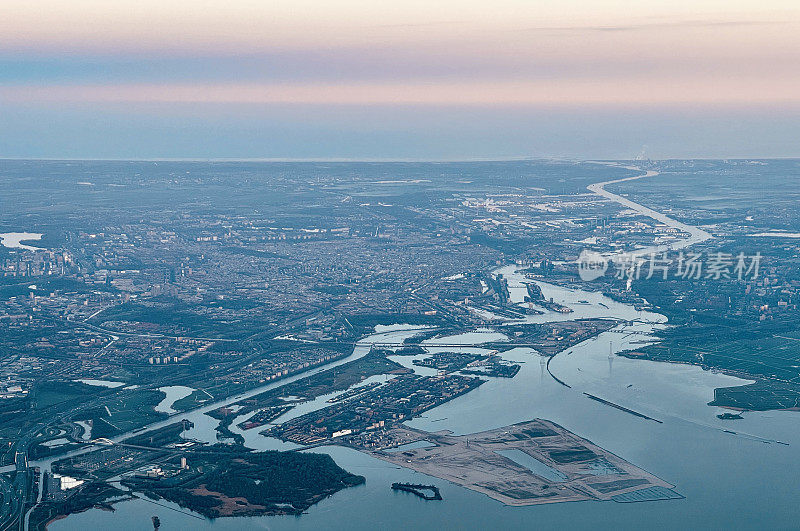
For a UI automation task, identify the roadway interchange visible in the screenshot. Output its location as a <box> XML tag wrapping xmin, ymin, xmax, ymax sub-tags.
<box><xmin>0</xmin><ymin>328</ymin><xmax>404</xmax><ymax>530</ymax></box>
<box><xmin>0</xmin><ymin>441</ymin><xmax>36</xmax><ymax>531</ymax></box>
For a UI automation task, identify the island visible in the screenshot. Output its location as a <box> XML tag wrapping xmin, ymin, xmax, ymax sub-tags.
<box><xmin>355</xmin><ymin>420</ymin><xmax>681</xmax><ymax>506</ymax></box>
<box><xmin>119</xmin><ymin>449</ymin><xmax>365</xmax><ymax>518</ymax></box>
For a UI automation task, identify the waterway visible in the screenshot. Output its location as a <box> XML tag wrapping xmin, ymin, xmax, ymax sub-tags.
<box><xmin>73</xmin><ymin>379</ymin><xmax>126</xmax><ymax>389</ymax></box>
<box><xmin>154</xmin><ymin>386</ymin><xmax>196</xmax><ymax>415</ymax></box>
<box><xmin>0</xmin><ymin>232</ymin><xmax>44</xmax><ymax>251</ymax></box>
<box><xmin>586</xmin><ymin>167</ymin><xmax>713</xmax><ymax>258</ymax></box>
<box><xmin>48</xmin><ymin>268</ymin><xmax>800</xmax><ymax>530</ymax></box>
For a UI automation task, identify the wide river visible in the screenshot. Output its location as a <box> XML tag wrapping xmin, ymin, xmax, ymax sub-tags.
<box><xmin>50</xmin><ymin>266</ymin><xmax>800</xmax><ymax>530</ymax></box>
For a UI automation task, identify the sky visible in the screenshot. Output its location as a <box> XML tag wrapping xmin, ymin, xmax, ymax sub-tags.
<box><xmin>1</xmin><ymin>0</ymin><xmax>799</xmax><ymax>160</ymax></box>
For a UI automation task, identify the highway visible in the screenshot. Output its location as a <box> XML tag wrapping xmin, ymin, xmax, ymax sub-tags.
<box><xmin>0</xmin><ymin>430</ymin><xmax>37</xmax><ymax>531</ymax></box>
<box><xmin>3</xmin><ymin>165</ymin><xmax>710</xmax><ymax>529</ymax></box>
<box><xmin>9</xmin><ymin>325</ymin><xmax>436</xmax><ymax>530</ymax></box>
<box><xmin>1</xmin><ymin>309</ymin><xmax>377</xmax><ymax>530</ymax></box>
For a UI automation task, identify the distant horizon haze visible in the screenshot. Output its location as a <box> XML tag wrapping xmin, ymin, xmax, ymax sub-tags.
<box><xmin>1</xmin><ymin>1</ymin><xmax>799</xmax><ymax>159</ymax></box>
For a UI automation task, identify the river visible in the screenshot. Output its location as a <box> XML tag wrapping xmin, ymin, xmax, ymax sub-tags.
<box><xmin>48</xmin><ymin>268</ymin><xmax>800</xmax><ymax>530</ymax></box>
<box><xmin>587</xmin><ymin>166</ymin><xmax>713</xmax><ymax>258</ymax></box>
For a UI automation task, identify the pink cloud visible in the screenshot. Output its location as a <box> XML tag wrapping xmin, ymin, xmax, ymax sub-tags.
<box><xmin>4</xmin><ymin>74</ymin><xmax>800</xmax><ymax>107</ymax></box>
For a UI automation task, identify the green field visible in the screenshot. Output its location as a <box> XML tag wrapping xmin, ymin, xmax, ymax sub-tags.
<box><xmin>636</xmin><ymin>321</ymin><xmax>800</xmax><ymax>410</ymax></box>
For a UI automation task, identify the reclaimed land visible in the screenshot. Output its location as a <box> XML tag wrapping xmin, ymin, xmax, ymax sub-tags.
<box><xmin>361</xmin><ymin>419</ymin><xmax>678</xmax><ymax>506</ymax></box>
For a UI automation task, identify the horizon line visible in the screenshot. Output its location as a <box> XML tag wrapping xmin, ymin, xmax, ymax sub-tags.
<box><xmin>1</xmin><ymin>156</ymin><xmax>799</xmax><ymax>163</ymax></box>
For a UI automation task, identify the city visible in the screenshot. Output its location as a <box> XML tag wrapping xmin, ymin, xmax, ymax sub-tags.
<box><xmin>2</xmin><ymin>1</ymin><xmax>800</xmax><ymax>529</ymax></box>
<box><xmin>0</xmin><ymin>159</ymin><xmax>799</xmax><ymax>529</ymax></box>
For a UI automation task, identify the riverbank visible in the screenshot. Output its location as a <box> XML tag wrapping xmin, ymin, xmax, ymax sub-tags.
<box><xmin>48</xmin><ymin>269</ymin><xmax>800</xmax><ymax>530</ymax></box>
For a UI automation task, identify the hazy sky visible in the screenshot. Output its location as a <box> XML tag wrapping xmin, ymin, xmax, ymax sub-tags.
<box><xmin>1</xmin><ymin>1</ymin><xmax>799</xmax><ymax>159</ymax></box>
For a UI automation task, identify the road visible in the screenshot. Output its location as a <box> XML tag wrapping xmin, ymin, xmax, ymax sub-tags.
<box><xmin>5</xmin><ymin>164</ymin><xmax>709</xmax><ymax>529</ymax></box>
<box><xmin>0</xmin><ymin>432</ymin><xmax>37</xmax><ymax>531</ymax></box>
<box><xmin>12</xmin><ymin>326</ymin><xmax>431</xmax><ymax>530</ymax></box>
<box><xmin>2</xmin><ymin>305</ymin><xmax>338</xmax><ymax>530</ymax></box>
